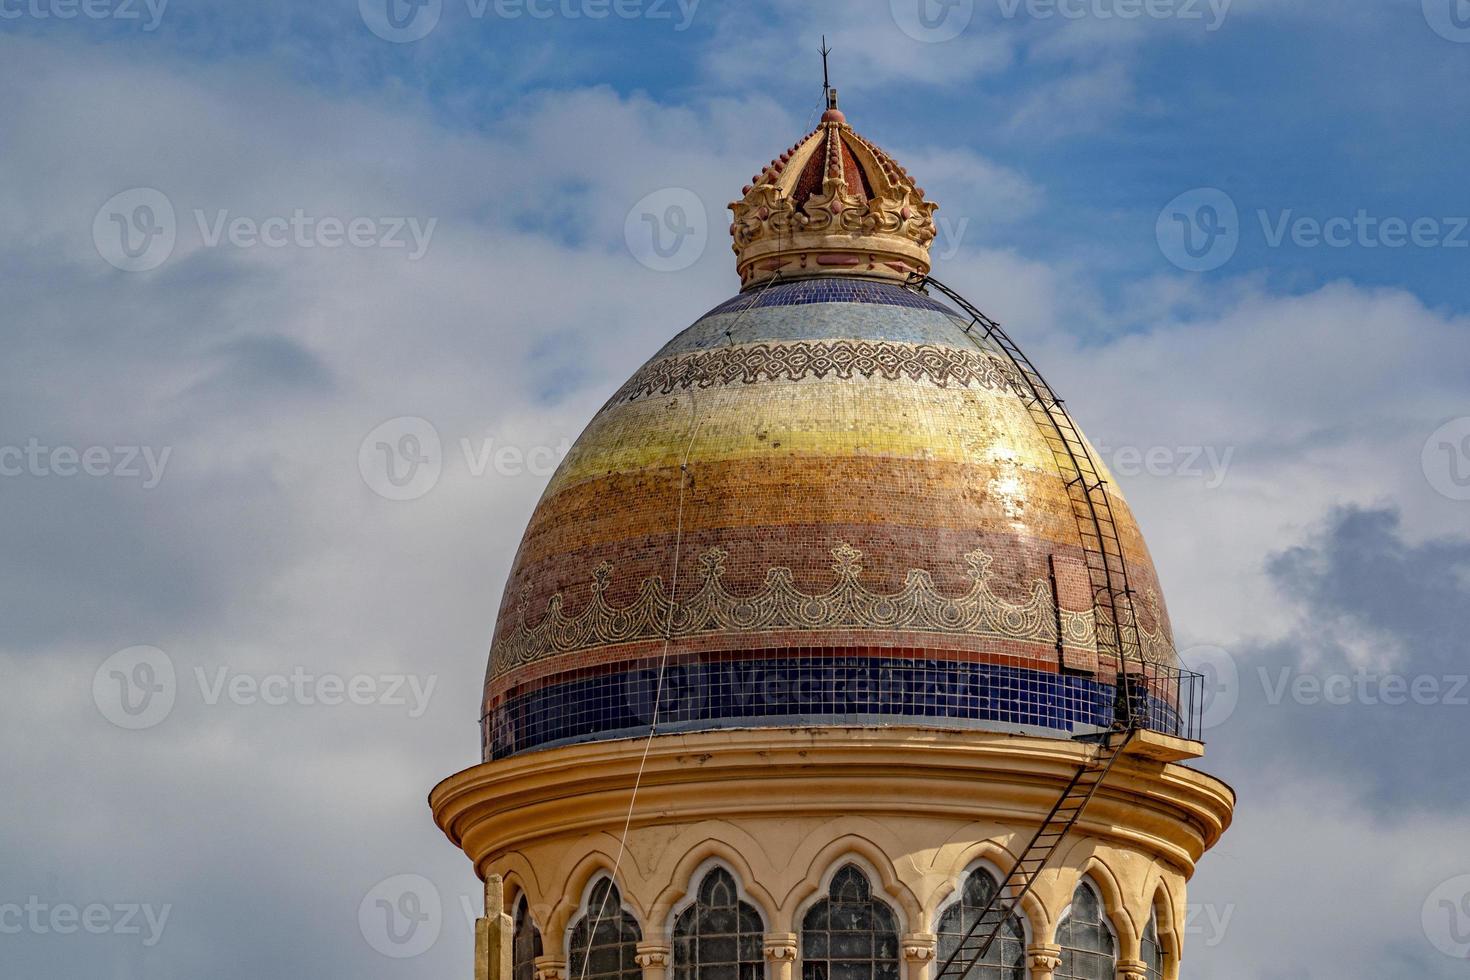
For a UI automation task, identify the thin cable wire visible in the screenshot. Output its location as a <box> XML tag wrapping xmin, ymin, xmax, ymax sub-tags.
<box><xmin>573</xmin><ymin>270</ymin><xmax>786</xmax><ymax>978</ymax></box>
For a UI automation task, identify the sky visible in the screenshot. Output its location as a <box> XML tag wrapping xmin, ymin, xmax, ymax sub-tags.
<box><xmin>1</xmin><ymin>0</ymin><xmax>1469</xmax><ymax>977</ymax></box>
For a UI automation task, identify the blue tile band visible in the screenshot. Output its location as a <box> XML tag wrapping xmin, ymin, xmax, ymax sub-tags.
<box><xmin>483</xmin><ymin>655</ymin><xmax>1179</xmax><ymax>759</ymax></box>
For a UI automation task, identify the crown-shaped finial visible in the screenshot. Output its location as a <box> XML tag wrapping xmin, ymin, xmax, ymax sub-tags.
<box><xmin>727</xmin><ymin>102</ymin><xmax>939</xmax><ymax>289</ymax></box>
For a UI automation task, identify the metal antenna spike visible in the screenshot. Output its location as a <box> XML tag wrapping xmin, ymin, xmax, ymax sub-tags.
<box><xmin>819</xmin><ymin>35</ymin><xmax>833</xmax><ymax>105</ymax></box>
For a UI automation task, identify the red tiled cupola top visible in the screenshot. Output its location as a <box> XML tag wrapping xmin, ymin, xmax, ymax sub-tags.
<box><xmin>729</xmin><ymin>90</ymin><xmax>939</xmax><ymax>288</ymax></box>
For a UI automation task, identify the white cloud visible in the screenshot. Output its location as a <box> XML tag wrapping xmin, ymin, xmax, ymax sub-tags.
<box><xmin>2</xmin><ymin>14</ymin><xmax>1467</xmax><ymax>980</ymax></box>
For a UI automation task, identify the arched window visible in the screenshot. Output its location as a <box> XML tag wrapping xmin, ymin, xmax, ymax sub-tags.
<box><xmin>800</xmin><ymin>864</ymin><xmax>900</xmax><ymax>980</ymax></box>
<box><xmin>513</xmin><ymin>895</ymin><xmax>543</xmax><ymax>980</ymax></box>
<box><xmin>1139</xmin><ymin>912</ymin><xmax>1165</xmax><ymax>980</ymax></box>
<box><xmin>569</xmin><ymin>877</ymin><xmax>642</xmax><ymax>980</ymax></box>
<box><xmin>1055</xmin><ymin>880</ymin><xmax>1116</xmax><ymax>980</ymax></box>
<box><xmin>935</xmin><ymin>867</ymin><xmax>1025</xmax><ymax>980</ymax></box>
<box><xmin>672</xmin><ymin>867</ymin><xmax>766</xmax><ymax>980</ymax></box>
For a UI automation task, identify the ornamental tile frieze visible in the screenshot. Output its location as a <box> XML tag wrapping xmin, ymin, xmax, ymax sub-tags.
<box><xmin>612</xmin><ymin>340</ymin><xmax>1017</xmax><ymax>403</ymax></box>
<box><xmin>490</xmin><ymin>543</ymin><xmax>1172</xmax><ymax>678</ymax></box>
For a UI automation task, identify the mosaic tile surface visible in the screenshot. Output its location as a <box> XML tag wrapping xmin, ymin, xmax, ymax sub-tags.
<box><xmin>482</xmin><ymin>278</ymin><xmax>1176</xmax><ymax>759</ymax></box>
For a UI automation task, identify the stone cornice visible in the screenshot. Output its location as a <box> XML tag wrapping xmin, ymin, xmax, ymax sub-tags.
<box><xmin>430</xmin><ymin>727</ymin><xmax>1234</xmax><ymax>879</ymax></box>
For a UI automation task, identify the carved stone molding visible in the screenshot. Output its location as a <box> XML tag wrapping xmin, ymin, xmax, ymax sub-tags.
<box><xmin>634</xmin><ymin>943</ymin><xmax>671</xmax><ymax>969</ymax></box>
<box><xmin>901</xmin><ymin>932</ymin><xmax>938</xmax><ymax>961</ymax></box>
<box><xmin>762</xmin><ymin>933</ymin><xmax>799</xmax><ymax>961</ymax></box>
<box><xmin>1116</xmin><ymin>958</ymin><xmax>1149</xmax><ymax>980</ymax></box>
<box><xmin>1027</xmin><ymin>943</ymin><xmax>1063</xmax><ymax>978</ymax></box>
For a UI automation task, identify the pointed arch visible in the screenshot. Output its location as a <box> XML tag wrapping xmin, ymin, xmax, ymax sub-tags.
<box><xmin>800</xmin><ymin>862</ymin><xmax>901</xmax><ymax>980</ymax></box>
<box><xmin>933</xmin><ymin>860</ymin><xmax>1026</xmax><ymax>980</ymax></box>
<box><xmin>568</xmin><ymin>874</ymin><xmax>643</xmax><ymax>980</ymax></box>
<box><xmin>936</xmin><ymin>840</ymin><xmax>1051</xmax><ymax>938</ymax></box>
<box><xmin>554</xmin><ymin>851</ymin><xmax>648</xmax><ymax>940</ymax></box>
<box><xmin>671</xmin><ymin>863</ymin><xmax>767</xmax><ymax>980</ymax></box>
<box><xmin>1054</xmin><ymin>877</ymin><xmax>1117</xmax><ymax>980</ymax></box>
<box><xmin>788</xmin><ymin>834</ymin><xmax>919</xmax><ymax>931</ymax></box>
<box><xmin>496</xmin><ymin>854</ymin><xmax>547</xmax><ymax>917</ymax></box>
<box><xmin>513</xmin><ymin>892</ymin><xmax>545</xmax><ymax>980</ymax></box>
<box><xmin>650</xmin><ymin>835</ymin><xmax>780</xmax><ymax>935</ymax></box>
<box><xmin>1071</xmin><ymin>856</ymin><xmax>1136</xmax><ymax>953</ymax></box>
<box><xmin>1140</xmin><ymin>883</ymin><xmax>1178</xmax><ymax>980</ymax></box>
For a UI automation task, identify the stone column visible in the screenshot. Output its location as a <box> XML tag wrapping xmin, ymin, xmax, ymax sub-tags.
<box><xmin>477</xmin><ymin>875</ymin><xmax>515</xmax><ymax>980</ymax></box>
<box><xmin>901</xmin><ymin>932</ymin><xmax>937</xmax><ymax>980</ymax></box>
<box><xmin>534</xmin><ymin>955</ymin><xmax>567</xmax><ymax>980</ymax></box>
<box><xmin>1026</xmin><ymin>944</ymin><xmax>1062</xmax><ymax>980</ymax></box>
<box><xmin>764</xmin><ymin>932</ymin><xmax>799</xmax><ymax>980</ymax></box>
<box><xmin>1116</xmin><ymin>959</ymin><xmax>1148</xmax><ymax>980</ymax></box>
<box><xmin>636</xmin><ymin>942</ymin><xmax>672</xmax><ymax>980</ymax></box>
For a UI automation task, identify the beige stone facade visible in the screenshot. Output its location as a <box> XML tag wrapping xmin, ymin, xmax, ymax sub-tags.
<box><xmin>432</xmin><ymin>727</ymin><xmax>1233</xmax><ymax>980</ymax></box>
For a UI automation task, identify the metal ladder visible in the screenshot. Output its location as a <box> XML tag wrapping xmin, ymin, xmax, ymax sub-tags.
<box><xmin>908</xmin><ymin>275</ymin><xmax>1148</xmax><ymax>701</ymax></box>
<box><xmin>930</xmin><ymin>731</ymin><xmax>1134</xmax><ymax>978</ymax></box>
<box><xmin>903</xmin><ymin>274</ymin><xmax>1152</xmax><ymax>974</ymax></box>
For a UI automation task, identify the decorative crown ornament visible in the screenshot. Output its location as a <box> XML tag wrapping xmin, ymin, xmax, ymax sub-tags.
<box><xmin>728</xmin><ymin>88</ymin><xmax>940</xmax><ymax>288</ymax></box>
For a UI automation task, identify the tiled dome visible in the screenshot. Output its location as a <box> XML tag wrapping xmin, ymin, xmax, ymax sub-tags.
<box><xmin>480</xmin><ymin>109</ymin><xmax>1176</xmax><ymax>760</ymax></box>
<box><xmin>482</xmin><ymin>276</ymin><xmax>1176</xmax><ymax>759</ymax></box>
